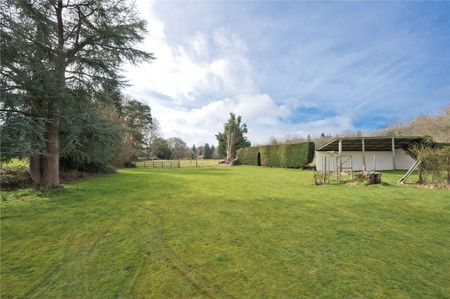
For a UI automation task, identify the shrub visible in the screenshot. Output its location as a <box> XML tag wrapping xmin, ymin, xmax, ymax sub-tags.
<box><xmin>411</xmin><ymin>144</ymin><xmax>450</xmax><ymax>184</ymax></box>
<box><xmin>60</xmin><ymin>158</ymin><xmax>116</xmax><ymax>173</ymax></box>
<box><xmin>0</xmin><ymin>166</ymin><xmax>32</xmax><ymax>189</ymax></box>
<box><xmin>237</xmin><ymin>142</ymin><xmax>315</xmax><ymax>168</ymax></box>
<box><xmin>123</xmin><ymin>161</ymin><xmax>137</xmax><ymax>168</ymax></box>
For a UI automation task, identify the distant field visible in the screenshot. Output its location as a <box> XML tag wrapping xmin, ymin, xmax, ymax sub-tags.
<box><xmin>135</xmin><ymin>159</ymin><xmax>221</xmax><ymax>168</ymax></box>
<box><xmin>1</xmin><ymin>167</ymin><xmax>449</xmax><ymax>298</ymax></box>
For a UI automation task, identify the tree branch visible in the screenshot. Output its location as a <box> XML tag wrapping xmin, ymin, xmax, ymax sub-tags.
<box><xmin>0</xmin><ymin>109</ymin><xmax>33</xmax><ymax>117</ymax></box>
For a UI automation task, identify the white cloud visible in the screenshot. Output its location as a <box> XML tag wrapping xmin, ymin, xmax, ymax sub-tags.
<box><xmin>123</xmin><ymin>1</ymin><xmax>265</xmax><ymax>144</ymax></box>
<box><xmin>123</xmin><ymin>1</ymin><xmax>356</xmax><ymax>146</ymax></box>
<box><xmin>190</xmin><ymin>32</ymin><xmax>210</xmax><ymax>60</ymax></box>
<box><xmin>212</xmin><ymin>28</ymin><xmax>249</xmax><ymax>54</ymax></box>
<box><xmin>124</xmin><ymin>2</ymin><xmax>255</xmax><ymax>104</ymax></box>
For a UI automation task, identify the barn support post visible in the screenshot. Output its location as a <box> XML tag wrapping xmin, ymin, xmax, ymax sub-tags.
<box><xmin>337</xmin><ymin>139</ymin><xmax>343</xmax><ymax>181</ymax></box>
<box><xmin>362</xmin><ymin>138</ymin><xmax>366</xmax><ymax>172</ymax></box>
<box><xmin>391</xmin><ymin>137</ymin><xmax>396</xmax><ymax>170</ymax></box>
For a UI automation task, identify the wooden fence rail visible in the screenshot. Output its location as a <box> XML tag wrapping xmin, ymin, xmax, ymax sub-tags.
<box><xmin>142</xmin><ymin>161</ymin><xmax>181</xmax><ymax>168</ymax></box>
<box><xmin>137</xmin><ymin>159</ymin><xmax>220</xmax><ymax>168</ymax></box>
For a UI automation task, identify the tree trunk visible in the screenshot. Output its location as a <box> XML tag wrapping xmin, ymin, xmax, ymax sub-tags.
<box><xmin>418</xmin><ymin>164</ymin><xmax>424</xmax><ymax>184</ymax></box>
<box><xmin>41</xmin><ymin>104</ymin><xmax>60</xmax><ymax>187</ymax></box>
<box><xmin>226</xmin><ymin>131</ymin><xmax>235</xmax><ymax>163</ymax></box>
<box><xmin>29</xmin><ymin>155</ymin><xmax>42</xmax><ymax>187</ymax></box>
<box><xmin>226</xmin><ymin>132</ymin><xmax>230</xmax><ymax>163</ymax></box>
<box><xmin>28</xmin><ymin>100</ymin><xmax>60</xmax><ymax>188</ymax></box>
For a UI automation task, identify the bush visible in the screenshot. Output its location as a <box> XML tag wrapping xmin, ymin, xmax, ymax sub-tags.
<box><xmin>60</xmin><ymin>158</ymin><xmax>116</xmax><ymax>173</ymax></box>
<box><xmin>123</xmin><ymin>161</ymin><xmax>137</xmax><ymax>168</ymax></box>
<box><xmin>411</xmin><ymin>144</ymin><xmax>450</xmax><ymax>184</ymax></box>
<box><xmin>0</xmin><ymin>166</ymin><xmax>32</xmax><ymax>189</ymax></box>
<box><xmin>237</xmin><ymin>142</ymin><xmax>315</xmax><ymax>168</ymax></box>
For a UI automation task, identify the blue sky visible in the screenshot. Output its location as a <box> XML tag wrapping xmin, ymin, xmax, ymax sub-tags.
<box><xmin>124</xmin><ymin>1</ymin><xmax>450</xmax><ymax>145</ymax></box>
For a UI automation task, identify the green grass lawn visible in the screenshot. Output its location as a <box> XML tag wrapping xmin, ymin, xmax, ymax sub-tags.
<box><xmin>1</xmin><ymin>167</ymin><xmax>449</xmax><ymax>298</ymax></box>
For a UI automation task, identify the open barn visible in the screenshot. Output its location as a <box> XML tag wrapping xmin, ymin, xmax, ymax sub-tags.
<box><xmin>315</xmin><ymin>136</ymin><xmax>422</xmax><ymax>172</ymax></box>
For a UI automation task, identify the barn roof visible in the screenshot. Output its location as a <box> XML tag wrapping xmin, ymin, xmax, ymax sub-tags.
<box><xmin>316</xmin><ymin>136</ymin><xmax>423</xmax><ymax>152</ymax></box>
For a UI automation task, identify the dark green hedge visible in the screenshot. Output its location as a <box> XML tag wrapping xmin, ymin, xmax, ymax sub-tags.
<box><xmin>237</xmin><ymin>142</ymin><xmax>315</xmax><ymax>168</ymax></box>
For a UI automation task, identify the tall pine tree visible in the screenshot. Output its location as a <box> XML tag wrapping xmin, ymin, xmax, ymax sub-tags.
<box><xmin>1</xmin><ymin>0</ymin><xmax>153</xmax><ymax>187</ymax></box>
<box><xmin>203</xmin><ymin>143</ymin><xmax>211</xmax><ymax>159</ymax></box>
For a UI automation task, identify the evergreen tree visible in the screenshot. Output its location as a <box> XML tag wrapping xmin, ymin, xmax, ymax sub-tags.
<box><xmin>210</xmin><ymin>145</ymin><xmax>216</xmax><ymax>159</ymax></box>
<box><xmin>191</xmin><ymin>145</ymin><xmax>197</xmax><ymax>159</ymax></box>
<box><xmin>122</xmin><ymin>99</ymin><xmax>153</xmax><ymax>157</ymax></box>
<box><xmin>216</xmin><ymin>113</ymin><xmax>250</xmax><ymax>163</ymax></box>
<box><xmin>59</xmin><ymin>95</ymin><xmax>123</xmax><ymax>172</ymax></box>
<box><xmin>203</xmin><ymin>143</ymin><xmax>211</xmax><ymax>159</ymax></box>
<box><xmin>1</xmin><ymin>0</ymin><xmax>153</xmax><ymax>187</ymax></box>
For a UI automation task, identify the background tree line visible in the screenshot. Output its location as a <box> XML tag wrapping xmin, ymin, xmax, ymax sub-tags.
<box><xmin>191</xmin><ymin>143</ymin><xmax>221</xmax><ymax>160</ymax></box>
<box><xmin>149</xmin><ymin>136</ymin><xmax>222</xmax><ymax>160</ymax></box>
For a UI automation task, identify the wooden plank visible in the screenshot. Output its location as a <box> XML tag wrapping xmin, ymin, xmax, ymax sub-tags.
<box><xmin>398</xmin><ymin>160</ymin><xmax>421</xmax><ymax>183</ymax></box>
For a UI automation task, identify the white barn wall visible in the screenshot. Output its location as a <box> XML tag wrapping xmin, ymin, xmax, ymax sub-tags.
<box><xmin>315</xmin><ymin>149</ymin><xmax>416</xmax><ymax>171</ymax></box>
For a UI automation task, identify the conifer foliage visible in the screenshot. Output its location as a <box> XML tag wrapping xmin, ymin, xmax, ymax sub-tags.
<box><xmin>1</xmin><ymin>0</ymin><xmax>154</xmax><ymax>187</ymax></box>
